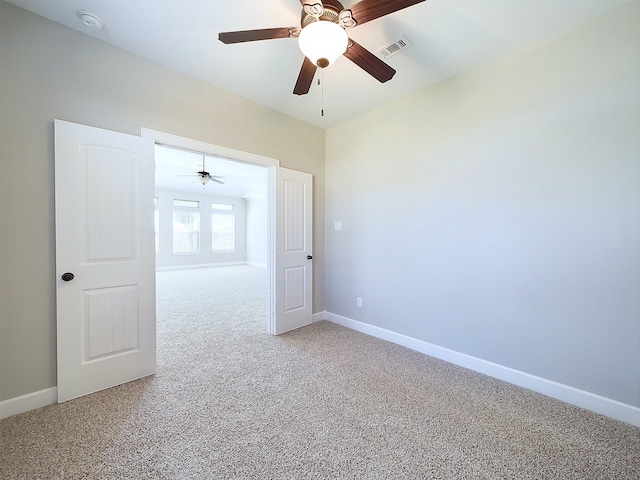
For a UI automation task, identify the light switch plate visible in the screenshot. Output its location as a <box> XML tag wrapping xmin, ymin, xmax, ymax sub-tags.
<box><xmin>335</xmin><ymin>221</ymin><xmax>343</xmax><ymax>231</ymax></box>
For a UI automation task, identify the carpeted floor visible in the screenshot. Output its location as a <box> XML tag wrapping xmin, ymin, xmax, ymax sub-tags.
<box><xmin>1</xmin><ymin>265</ymin><xmax>638</xmax><ymax>479</ymax></box>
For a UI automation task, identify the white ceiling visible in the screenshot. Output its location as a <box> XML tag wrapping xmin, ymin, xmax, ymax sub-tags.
<box><xmin>6</xmin><ymin>0</ymin><xmax>633</xmax><ymax>130</ymax></box>
<box><xmin>155</xmin><ymin>145</ymin><xmax>267</xmax><ymax>198</ymax></box>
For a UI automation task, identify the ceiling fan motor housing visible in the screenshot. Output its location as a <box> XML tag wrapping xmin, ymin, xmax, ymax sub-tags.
<box><xmin>301</xmin><ymin>1</ymin><xmax>344</xmax><ymax>28</ymax></box>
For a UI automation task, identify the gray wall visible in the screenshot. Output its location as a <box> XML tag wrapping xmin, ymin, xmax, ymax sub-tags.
<box><xmin>325</xmin><ymin>3</ymin><xmax>640</xmax><ymax>407</ymax></box>
<box><xmin>0</xmin><ymin>2</ymin><xmax>325</xmax><ymax>401</ymax></box>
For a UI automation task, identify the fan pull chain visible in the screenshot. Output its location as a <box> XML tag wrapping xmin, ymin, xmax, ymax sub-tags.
<box><xmin>319</xmin><ymin>68</ymin><xmax>324</xmax><ymax>117</ymax></box>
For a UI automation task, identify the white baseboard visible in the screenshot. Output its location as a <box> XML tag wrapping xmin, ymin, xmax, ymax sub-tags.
<box><xmin>323</xmin><ymin>311</ymin><xmax>640</xmax><ymax>427</ymax></box>
<box><xmin>0</xmin><ymin>387</ymin><xmax>57</xmax><ymax>420</ymax></box>
<box><xmin>246</xmin><ymin>262</ymin><xmax>267</xmax><ymax>268</ymax></box>
<box><xmin>5</xmin><ymin>315</ymin><xmax>637</xmax><ymax>426</ymax></box>
<box><xmin>156</xmin><ymin>261</ymin><xmax>247</xmax><ymax>272</ymax></box>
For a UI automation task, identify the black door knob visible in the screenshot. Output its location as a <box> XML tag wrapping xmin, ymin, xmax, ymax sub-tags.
<box><xmin>61</xmin><ymin>272</ymin><xmax>75</xmax><ymax>282</ymax></box>
<box><xmin>307</xmin><ymin>255</ymin><xmax>313</xmax><ymax>260</ymax></box>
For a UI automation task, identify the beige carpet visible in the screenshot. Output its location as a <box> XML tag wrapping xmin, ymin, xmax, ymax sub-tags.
<box><xmin>1</xmin><ymin>265</ymin><xmax>638</xmax><ymax>479</ymax></box>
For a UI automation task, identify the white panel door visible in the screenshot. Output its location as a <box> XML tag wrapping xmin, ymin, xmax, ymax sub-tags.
<box><xmin>269</xmin><ymin>167</ymin><xmax>313</xmax><ymax>335</ymax></box>
<box><xmin>55</xmin><ymin>120</ymin><xmax>156</xmax><ymax>402</ymax></box>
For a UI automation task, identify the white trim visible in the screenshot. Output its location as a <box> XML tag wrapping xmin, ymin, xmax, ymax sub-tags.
<box><xmin>6</xmin><ymin>313</ymin><xmax>636</xmax><ymax>425</ymax></box>
<box><xmin>267</xmin><ymin>167</ymin><xmax>276</xmax><ymax>334</ymax></box>
<box><xmin>155</xmin><ymin>261</ymin><xmax>247</xmax><ymax>272</ymax></box>
<box><xmin>140</xmin><ymin>128</ymin><xmax>280</xmax><ymax>168</ymax></box>
<box><xmin>142</xmin><ymin>128</ymin><xmax>280</xmax><ymax>336</ymax></box>
<box><xmin>325</xmin><ymin>312</ymin><xmax>640</xmax><ymax>427</ymax></box>
<box><xmin>0</xmin><ymin>387</ymin><xmax>57</xmax><ymax>419</ymax></box>
<box><xmin>247</xmin><ymin>262</ymin><xmax>267</xmax><ymax>268</ymax></box>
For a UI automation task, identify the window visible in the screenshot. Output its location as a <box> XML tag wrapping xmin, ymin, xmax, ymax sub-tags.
<box><xmin>211</xmin><ymin>203</ymin><xmax>233</xmax><ymax>211</ymax></box>
<box><xmin>174</xmin><ymin>199</ymin><xmax>199</xmax><ymax>208</ymax></box>
<box><xmin>212</xmin><ymin>203</ymin><xmax>235</xmax><ymax>252</ymax></box>
<box><xmin>173</xmin><ymin>199</ymin><xmax>200</xmax><ymax>253</ymax></box>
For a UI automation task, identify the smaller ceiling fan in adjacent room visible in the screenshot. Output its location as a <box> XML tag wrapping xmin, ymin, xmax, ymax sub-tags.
<box><xmin>218</xmin><ymin>0</ymin><xmax>426</xmax><ymax>96</ymax></box>
<box><xmin>177</xmin><ymin>155</ymin><xmax>225</xmax><ymax>187</ymax></box>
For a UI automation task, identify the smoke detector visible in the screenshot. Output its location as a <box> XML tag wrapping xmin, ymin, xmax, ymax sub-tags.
<box><xmin>78</xmin><ymin>11</ymin><xmax>104</xmax><ymax>30</ymax></box>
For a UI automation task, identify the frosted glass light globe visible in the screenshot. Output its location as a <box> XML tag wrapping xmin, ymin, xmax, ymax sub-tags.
<box><xmin>298</xmin><ymin>21</ymin><xmax>348</xmax><ymax>68</ymax></box>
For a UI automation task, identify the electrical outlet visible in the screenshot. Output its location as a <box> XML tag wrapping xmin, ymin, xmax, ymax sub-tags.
<box><xmin>335</xmin><ymin>221</ymin><xmax>343</xmax><ymax>231</ymax></box>
<box><xmin>357</xmin><ymin>297</ymin><xmax>363</xmax><ymax>307</ymax></box>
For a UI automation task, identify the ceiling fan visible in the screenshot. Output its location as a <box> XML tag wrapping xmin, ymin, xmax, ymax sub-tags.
<box><xmin>177</xmin><ymin>155</ymin><xmax>225</xmax><ymax>186</ymax></box>
<box><xmin>219</xmin><ymin>0</ymin><xmax>426</xmax><ymax>95</ymax></box>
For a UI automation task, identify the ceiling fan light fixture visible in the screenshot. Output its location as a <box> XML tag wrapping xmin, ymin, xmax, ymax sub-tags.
<box><xmin>298</xmin><ymin>20</ymin><xmax>348</xmax><ymax>68</ymax></box>
<box><xmin>199</xmin><ymin>175</ymin><xmax>210</xmax><ymax>185</ymax></box>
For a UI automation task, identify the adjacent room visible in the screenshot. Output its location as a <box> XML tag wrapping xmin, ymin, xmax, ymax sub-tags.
<box><xmin>1</xmin><ymin>0</ymin><xmax>638</xmax><ymax>477</ymax></box>
<box><xmin>154</xmin><ymin>145</ymin><xmax>269</xmax><ymax>271</ymax></box>
<box><xmin>153</xmin><ymin>143</ymin><xmax>271</xmax><ymax>338</ymax></box>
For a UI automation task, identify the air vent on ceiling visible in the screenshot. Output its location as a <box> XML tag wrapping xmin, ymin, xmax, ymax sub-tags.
<box><xmin>376</xmin><ymin>35</ymin><xmax>412</xmax><ymax>60</ymax></box>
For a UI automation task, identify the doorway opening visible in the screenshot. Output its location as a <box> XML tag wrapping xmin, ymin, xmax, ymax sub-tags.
<box><xmin>153</xmin><ymin>143</ymin><xmax>270</xmax><ymax>335</ymax></box>
<box><xmin>142</xmin><ymin>127</ymin><xmax>314</xmax><ymax>336</ymax></box>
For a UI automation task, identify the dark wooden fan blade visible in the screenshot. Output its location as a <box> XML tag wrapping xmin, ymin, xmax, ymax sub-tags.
<box><xmin>349</xmin><ymin>0</ymin><xmax>426</xmax><ymax>26</ymax></box>
<box><xmin>293</xmin><ymin>57</ymin><xmax>317</xmax><ymax>95</ymax></box>
<box><xmin>219</xmin><ymin>27</ymin><xmax>298</xmax><ymax>44</ymax></box>
<box><xmin>343</xmin><ymin>39</ymin><xmax>396</xmax><ymax>83</ymax></box>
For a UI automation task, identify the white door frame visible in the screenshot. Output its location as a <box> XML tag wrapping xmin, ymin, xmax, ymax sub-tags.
<box><xmin>141</xmin><ymin>128</ymin><xmax>282</xmax><ymax>331</ymax></box>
